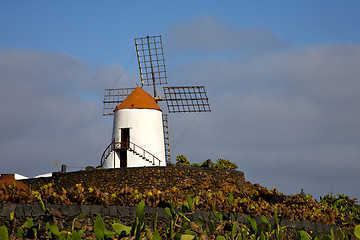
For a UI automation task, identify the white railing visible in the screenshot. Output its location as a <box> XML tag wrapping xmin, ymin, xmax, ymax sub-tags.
<box><xmin>100</xmin><ymin>141</ymin><xmax>161</xmax><ymax>166</ymax></box>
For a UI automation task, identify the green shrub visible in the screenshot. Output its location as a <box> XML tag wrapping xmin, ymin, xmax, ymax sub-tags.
<box><xmin>200</xmin><ymin>159</ymin><xmax>215</xmax><ymax>168</ymax></box>
<box><xmin>184</xmin><ymin>158</ymin><xmax>237</xmax><ymax>169</ymax></box>
<box><xmin>215</xmin><ymin>159</ymin><xmax>238</xmax><ymax>170</ymax></box>
<box><xmin>176</xmin><ymin>154</ymin><xmax>190</xmax><ymax>167</ymax></box>
<box><xmin>190</xmin><ymin>162</ymin><xmax>201</xmax><ymax>167</ymax></box>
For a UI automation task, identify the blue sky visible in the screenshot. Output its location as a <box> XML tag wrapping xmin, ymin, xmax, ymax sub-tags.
<box><xmin>2</xmin><ymin>1</ymin><xmax>359</xmax><ymax>64</ymax></box>
<box><xmin>1</xmin><ymin>1</ymin><xmax>360</xmax><ymax>200</ymax></box>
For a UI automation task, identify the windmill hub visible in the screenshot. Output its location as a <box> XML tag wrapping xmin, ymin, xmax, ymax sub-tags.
<box><xmin>154</xmin><ymin>96</ymin><xmax>163</xmax><ymax>102</ymax></box>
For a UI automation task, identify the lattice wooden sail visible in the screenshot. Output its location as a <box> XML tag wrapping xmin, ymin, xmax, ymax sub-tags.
<box><xmin>162</xmin><ymin>114</ymin><xmax>170</xmax><ymax>163</ymax></box>
<box><xmin>163</xmin><ymin>86</ymin><xmax>211</xmax><ymax>113</ymax></box>
<box><xmin>135</xmin><ymin>35</ymin><xmax>167</xmax><ymax>87</ymax></box>
<box><xmin>103</xmin><ymin>88</ymin><xmax>136</xmax><ymax>116</ymax></box>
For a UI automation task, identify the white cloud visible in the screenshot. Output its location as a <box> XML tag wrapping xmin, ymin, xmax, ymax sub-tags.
<box><xmin>167</xmin><ymin>15</ymin><xmax>286</xmax><ymax>56</ymax></box>
<box><xmin>0</xmin><ymin>48</ymin><xmax>127</xmax><ymax>176</ymax></box>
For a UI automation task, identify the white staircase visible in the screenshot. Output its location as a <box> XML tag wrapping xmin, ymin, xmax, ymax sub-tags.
<box><xmin>101</xmin><ymin>141</ymin><xmax>161</xmax><ymax>167</ymax></box>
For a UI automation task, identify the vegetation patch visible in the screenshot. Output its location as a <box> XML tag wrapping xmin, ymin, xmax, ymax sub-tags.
<box><xmin>1</xmin><ymin>157</ymin><xmax>359</xmax><ymax>239</ymax></box>
<box><xmin>1</xmin><ymin>196</ymin><xmax>360</xmax><ymax>239</ymax></box>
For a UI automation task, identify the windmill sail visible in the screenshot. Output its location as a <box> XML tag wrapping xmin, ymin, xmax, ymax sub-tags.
<box><xmin>135</xmin><ymin>35</ymin><xmax>167</xmax><ymax>87</ymax></box>
<box><xmin>163</xmin><ymin>86</ymin><xmax>211</xmax><ymax>113</ymax></box>
<box><xmin>162</xmin><ymin>114</ymin><xmax>170</xmax><ymax>163</ymax></box>
<box><xmin>103</xmin><ymin>88</ymin><xmax>136</xmax><ymax>116</ymax></box>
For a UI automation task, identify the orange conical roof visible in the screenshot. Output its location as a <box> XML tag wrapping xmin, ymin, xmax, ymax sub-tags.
<box><xmin>115</xmin><ymin>87</ymin><xmax>161</xmax><ymax>111</ymax></box>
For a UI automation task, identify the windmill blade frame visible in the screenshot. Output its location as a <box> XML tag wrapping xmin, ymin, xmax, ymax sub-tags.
<box><xmin>103</xmin><ymin>87</ymin><xmax>136</xmax><ymax>116</ymax></box>
<box><xmin>162</xmin><ymin>114</ymin><xmax>171</xmax><ymax>163</ymax></box>
<box><xmin>135</xmin><ymin>35</ymin><xmax>168</xmax><ymax>87</ymax></box>
<box><xmin>163</xmin><ymin>86</ymin><xmax>211</xmax><ymax>113</ymax></box>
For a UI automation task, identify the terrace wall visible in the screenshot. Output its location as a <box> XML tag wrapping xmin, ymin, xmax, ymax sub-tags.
<box><xmin>20</xmin><ymin>166</ymin><xmax>246</xmax><ymax>195</ymax></box>
<box><xmin>0</xmin><ymin>203</ymin><xmax>335</xmax><ymax>239</ymax></box>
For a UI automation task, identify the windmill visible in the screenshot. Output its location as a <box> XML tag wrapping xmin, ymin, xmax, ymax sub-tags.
<box><xmin>101</xmin><ymin>35</ymin><xmax>210</xmax><ymax>167</ymax></box>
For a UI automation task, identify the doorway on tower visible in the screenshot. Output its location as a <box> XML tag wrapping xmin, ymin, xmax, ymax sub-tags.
<box><xmin>120</xmin><ymin>128</ymin><xmax>130</xmax><ymax>168</ymax></box>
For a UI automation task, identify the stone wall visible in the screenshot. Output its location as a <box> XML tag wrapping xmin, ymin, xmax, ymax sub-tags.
<box><xmin>0</xmin><ymin>203</ymin><xmax>335</xmax><ymax>237</ymax></box>
<box><xmin>20</xmin><ymin>166</ymin><xmax>245</xmax><ymax>195</ymax></box>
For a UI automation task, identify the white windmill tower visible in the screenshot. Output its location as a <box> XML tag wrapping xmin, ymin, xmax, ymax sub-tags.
<box><xmin>101</xmin><ymin>35</ymin><xmax>211</xmax><ymax>168</ymax></box>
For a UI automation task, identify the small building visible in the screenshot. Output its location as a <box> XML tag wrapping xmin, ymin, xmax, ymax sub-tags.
<box><xmin>102</xmin><ymin>87</ymin><xmax>166</xmax><ymax>168</ymax></box>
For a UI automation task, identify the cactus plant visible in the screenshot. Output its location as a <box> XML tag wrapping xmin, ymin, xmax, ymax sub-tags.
<box><xmin>0</xmin><ymin>225</ymin><xmax>9</xmax><ymax>240</ymax></box>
